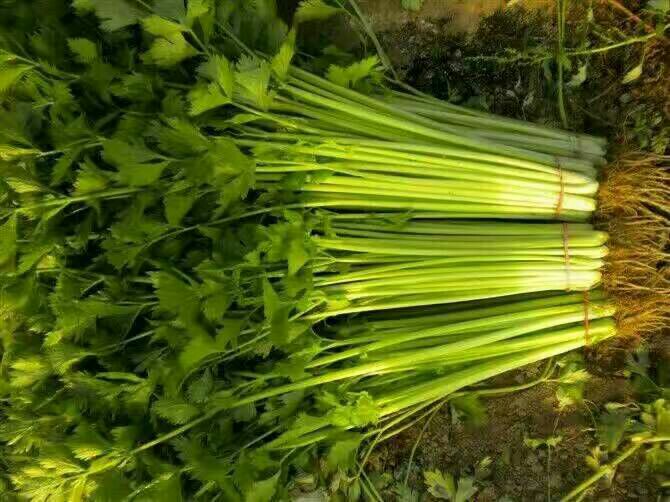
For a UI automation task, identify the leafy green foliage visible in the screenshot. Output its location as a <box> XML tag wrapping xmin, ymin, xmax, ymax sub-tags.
<box><xmin>424</xmin><ymin>469</ymin><xmax>477</xmax><ymax>502</ymax></box>
<box><xmin>272</xmin><ymin>31</ymin><xmax>296</xmax><ymax>81</ymax></box>
<box><xmin>235</xmin><ymin>60</ymin><xmax>275</xmax><ymax>110</ymax></box>
<box><xmin>524</xmin><ymin>434</ymin><xmax>563</xmax><ymax>450</ymax></box>
<box><xmin>189</xmin><ymin>82</ymin><xmax>230</xmax><ymax>116</ymax></box>
<box><xmin>0</xmin><ymin>2</ymin><xmax>623</xmax><ymax>501</ymax></box>
<box><xmin>401</xmin><ymin>0</ymin><xmax>424</xmax><ymax>12</ymax></box>
<box><xmin>0</xmin><ymin>215</ymin><xmax>17</xmax><ymax>268</ymax></box>
<box><xmin>102</xmin><ymin>139</ymin><xmax>169</xmax><ymax>187</ymax></box>
<box><xmin>0</xmin><ymin>1</ymin><xmax>307</xmax><ymax>499</ymax></box>
<box><xmin>87</xmin><ymin>0</ymin><xmax>144</xmax><ymax>31</ymax></box>
<box><xmin>450</xmin><ymin>394</ymin><xmax>488</xmax><ymax>427</ymax></box>
<box><xmin>143</xmin><ymin>33</ymin><xmax>199</xmax><ymax>67</ymax></box>
<box><xmin>246</xmin><ymin>472</ymin><xmax>279</xmax><ymax>502</ymax></box>
<box><xmin>326</xmin><ymin>56</ymin><xmax>383</xmax><ymax>90</ymax></box>
<box><xmin>164</xmin><ymin>189</ymin><xmax>198</xmax><ymax>225</ymax></box>
<box><xmin>648</xmin><ymin>0</ymin><xmax>670</xmax><ymax>11</ymax></box>
<box><xmin>294</xmin><ymin>0</ymin><xmax>342</xmax><ymax>24</ymax></box>
<box><xmin>67</xmin><ymin>38</ymin><xmax>99</xmax><ymax>64</ymax></box>
<box><xmin>622</xmin><ymin>60</ymin><xmax>644</xmax><ymax>84</ymax></box>
<box><xmin>567</xmin><ymin>346</ymin><xmax>670</xmax><ymax>499</ymax></box>
<box><xmin>554</xmin><ymin>353</ymin><xmax>589</xmax><ymax>410</ymax></box>
<box><xmin>596</xmin><ymin>408</ymin><xmax>633</xmax><ymax>452</ymax></box>
<box><xmin>0</xmin><ymin>64</ymin><xmax>33</xmax><ymax>95</ymax></box>
<box><xmin>142</xmin><ymin>15</ymin><xmax>186</xmax><ymax>38</ymax></box>
<box><xmin>326</xmin><ymin>434</ymin><xmax>363</xmax><ymax>472</ymax></box>
<box><xmin>0</xmin><ymin>3</ymin><xmax>394</xmax><ymax>498</ymax></box>
<box><xmin>199</xmin><ymin>54</ymin><xmax>235</xmax><ymax>97</ymax></box>
<box><xmin>153</xmin><ymin>397</ymin><xmax>201</xmax><ymax>425</ymax></box>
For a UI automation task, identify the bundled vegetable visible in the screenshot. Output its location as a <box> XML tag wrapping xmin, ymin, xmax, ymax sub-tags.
<box><xmin>0</xmin><ymin>0</ymin><xmax>664</xmax><ymax>501</ymax></box>
<box><xmin>379</xmin><ymin>86</ymin><xmax>607</xmax><ymax>162</ymax></box>
<box><xmin>306</xmin><ymin>217</ymin><xmax>607</xmax><ymax>316</ymax></box>
<box><xmin>249</xmin><ymin>135</ymin><xmax>597</xmax><ymax>220</ymax></box>
<box><xmin>234</xmin><ymin>65</ymin><xmax>604</xmax><ymax>221</ymax></box>
<box><xmin>2</xmin><ymin>286</ymin><xmax>615</xmax><ymax>500</ymax></box>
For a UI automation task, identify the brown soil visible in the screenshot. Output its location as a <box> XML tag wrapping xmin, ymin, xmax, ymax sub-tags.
<box><xmin>376</xmin><ymin>3</ymin><xmax>669</xmax><ymax>150</ymax></box>
<box><xmin>358</xmin><ymin>0</ymin><xmax>554</xmax><ymax>31</ymax></box>
<box><xmin>369</xmin><ymin>368</ymin><xmax>661</xmax><ymax>500</ymax></box>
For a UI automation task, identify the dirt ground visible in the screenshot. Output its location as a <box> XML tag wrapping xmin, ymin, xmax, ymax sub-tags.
<box><xmin>357</xmin><ymin>0</ymin><xmax>554</xmax><ymax>32</ymax></box>
<box><xmin>371</xmin><ymin>366</ymin><xmax>660</xmax><ymax>501</ymax></box>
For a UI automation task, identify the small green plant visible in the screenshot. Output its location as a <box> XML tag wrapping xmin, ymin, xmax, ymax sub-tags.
<box><xmin>561</xmin><ymin>346</ymin><xmax>670</xmax><ymax>501</ymax></box>
<box><xmin>401</xmin><ymin>0</ymin><xmax>424</xmax><ymax>12</ymax></box>
<box><xmin>552</xmin><ymin>353</ymin><xmax>591</xmax><ymax>411</ymax></box>
<box><xmin>524</xmin><ymin>434</ymin><xmax>564</xmax><ymax>501</ymax></box>
<box><xmin>423</xmin><ymin>468</ymin><xmax>477</xmax><ymax>502</ymax></box>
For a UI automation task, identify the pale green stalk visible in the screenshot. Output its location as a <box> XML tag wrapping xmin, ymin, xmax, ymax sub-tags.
<box><xmin>308</xmin><ymin>300</ymin><xmax>611</xmax><ymax>368</ymax></box>
<box><xmin>377</xmin><ymin>328</ymin><xmax>616</xmax><ymax>415</ymax></box>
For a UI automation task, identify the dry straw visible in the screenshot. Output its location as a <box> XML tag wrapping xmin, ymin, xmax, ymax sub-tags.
<box><xmin>597</xmin><ymin>154</ymin><xmax>670</xmax><ymax>341</ymax></box>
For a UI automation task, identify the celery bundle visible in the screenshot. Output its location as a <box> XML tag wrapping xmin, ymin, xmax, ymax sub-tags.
<box><xmin>0</xmin><ymin>1</ymin><xmax>623</xmax><ymax>501</ymax></box>
<box><xmin>234</xmin><ymin>67</ymin><xmax>605</xmax><ymax>221</ymax></box>
<box><xmin>66</xmin><ymin>292</ymin><xmax>614</xmax><ymax>494</ymax></box>
<box><xmin>250</xmin><ymin>137</ymin><xmax>597</xmax><ymax>220</ymax></box>
<box><xmin>307</xmin><ymin>219</ymin><xmax>606</xmax><ymax>316</ymax></box>
<box><xmin>380</xmin><ymin>88</ymin><xmax>607</xmax><ymax>162</ymax></box>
